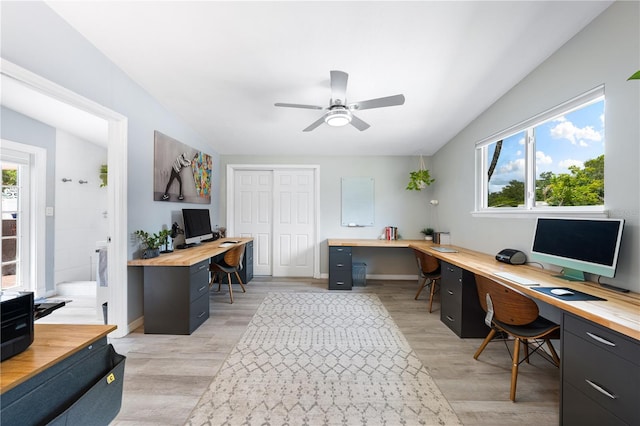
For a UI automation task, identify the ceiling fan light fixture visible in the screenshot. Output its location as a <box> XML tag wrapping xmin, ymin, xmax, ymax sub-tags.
<box><xmin>324</xmin><ymin>108</ymin><xmax>352</xmax><ymax>127</ymax></box>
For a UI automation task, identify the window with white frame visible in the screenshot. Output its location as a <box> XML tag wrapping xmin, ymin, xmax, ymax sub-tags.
<box><xmin>475</xmin><ymin>86</ymin><xmax>605</xmax><ymax>213</ymax></box>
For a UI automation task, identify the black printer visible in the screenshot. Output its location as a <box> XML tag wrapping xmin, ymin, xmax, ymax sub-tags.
<box><xmin>1</xmin><ymin>291</ymin><xmax>34</xmax><ymax>361</ymax></box>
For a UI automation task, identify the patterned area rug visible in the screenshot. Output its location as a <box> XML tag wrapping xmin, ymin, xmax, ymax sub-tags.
<box><xmin>187</xmin><ymin>293</ymin><xmax>461</xmax><ymax>425</ymax></box>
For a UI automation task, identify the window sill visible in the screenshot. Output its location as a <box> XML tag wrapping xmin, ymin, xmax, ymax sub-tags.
<box><xmin>471</xmin><ymin>207</ymin><xmax>608</xmax><ymax>219</ymax></box>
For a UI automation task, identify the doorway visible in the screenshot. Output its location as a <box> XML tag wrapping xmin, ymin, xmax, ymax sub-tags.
<box><xmin>227</xmin><ymin>165</ymin><xmax>320</xmax><ymax>278</ymax></box>
<box><xmin>1</xmin><ymin>59</ymin><xmax>130</xmax><ymax>337</ymax></box>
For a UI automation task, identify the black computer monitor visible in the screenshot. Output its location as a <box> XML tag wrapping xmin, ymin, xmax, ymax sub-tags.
<box><xmin>530</xmin><ymin>217</ymin><xmax>624</xmax><ymax>281</ymax></box>
<box><xmin>182</xmin><ymin>209</ymin><xmax>214</xmax><ymax>245</ymax></box>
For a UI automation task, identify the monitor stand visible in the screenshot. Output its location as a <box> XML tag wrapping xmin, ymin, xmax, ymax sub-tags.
<box><xmin>553</xmin><ymin>268</ymin><xmax>585</xmax><ymax>282</ymax></box>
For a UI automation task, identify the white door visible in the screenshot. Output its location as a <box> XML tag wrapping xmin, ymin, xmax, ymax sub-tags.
<box><xmin>231</xmin><ymin>166</ymin><xmax>317</xmax><ymax>278</ymax></box>
<box><xmin>233</xmin><ymin>170</ymin><xmax>273</xmax><ymax>275</ymax></box>
<box><xmin>272</xmin><ymin>169</ymin><xmax>315</xmax><ymax>277</ymax></box>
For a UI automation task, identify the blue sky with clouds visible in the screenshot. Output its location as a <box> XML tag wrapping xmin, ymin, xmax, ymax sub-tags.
<box><xmin>488</xmin><ymin>100</ymin><xmax>604</xmax><ymax>193</ymax></box>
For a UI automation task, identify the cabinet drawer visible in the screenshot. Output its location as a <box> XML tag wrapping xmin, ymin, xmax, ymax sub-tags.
<box><xmin>440</xmin><ymin>307</ymin><xmax>462</xmax><ymax>336</ymax></box>
<box><xmin>563</xmin><ymin>329</ymin><xmax>639</xmax><ymax>424</ymax></box>
<box><xmin>442</xmin><ymin>262</ymin><xmax>462</xmax><ymax>282</ymax></box>
<box><xmin>189</xmin><ymin>292</ymin><xmax>209</xmax><ymax>333</ymax></box>
<box><xmin>189</xmin><ymin>268</ymin><xmax>210</xmax><ymax>302</ymax></box>
<box><xmin>190</xmin><ymin>260</ymin><xmax>209</xmax><ymax>275</ymax></box>
<box><xmin>329</xmin><ymin>269</ymin><xmax>352</xmax><ymax>290</ymax></box>
<box><xmin>441</xmin><ymin>276</ymin><xmax>463</xmax><ymax>305</ymax></box>
<box><xmin>562</xmin><ymin>382</ymin><xmax>627</xmax><ymax>426</ymax></box>
<box><xmin>564</xmin><ymin>314</ymin><xmax>640</xmax><ymax>366</ymax></box>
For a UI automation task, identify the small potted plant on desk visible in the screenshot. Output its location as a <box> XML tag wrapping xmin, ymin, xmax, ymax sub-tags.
<box><xmin>421</xmin><ymin>228</ymin><xmax>434</xmax><ymax>241</ymax></box>
<box><xmin>134</xmin><ymin>229</ymin><xmax>163</xmax><ymax>259</ymax></box>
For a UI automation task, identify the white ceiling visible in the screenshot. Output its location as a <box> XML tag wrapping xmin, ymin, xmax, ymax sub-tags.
<box><xmin>42</xmin><ymin>1</ymin><xmax>611</xmax><ymax>156</ymax></box>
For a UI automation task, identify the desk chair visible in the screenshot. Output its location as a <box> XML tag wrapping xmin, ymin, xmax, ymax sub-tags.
<box><xmin>473</xmin><ymin>274</ymin><xmax>560</xmax><ymax>401</ymax></box>
<box><xmin>209</xmin><ymin>244</ymin><xmax>246</xmax><ymax>304</ymax></box>
<box><xmin>412</xmin><ymin>249</ymin><xmax>441</xmax><ymax>313</ymax></box>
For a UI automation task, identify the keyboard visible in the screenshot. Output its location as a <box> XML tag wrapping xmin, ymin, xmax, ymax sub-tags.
<box><xmin>493</xmin><ymin>271</ymin><xmax>539</xmax><ymax>286</ymax></box>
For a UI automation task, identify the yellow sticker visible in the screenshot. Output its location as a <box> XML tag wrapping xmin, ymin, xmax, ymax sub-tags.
<box><xmin>106</xmin><ymin>373</ymin><xmax>116</xmax><ymax>384</ymax></box>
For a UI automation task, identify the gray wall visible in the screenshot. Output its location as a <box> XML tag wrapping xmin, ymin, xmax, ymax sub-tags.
<box><xmin>1</xmin><ymin>2</ymin><xmax>221</xmax><ymax>321</ymax></box>
<box><xmin>429</xmin><ymin>1</ymin><xmax>639</xmax><ymax>292</ymax></box>
<box><xmin>1</xmin><ymin>107</ymin><xmax>57</xmax><ymax>293</ymax></box>
<box><xmin>220</xmin><ymin>155</ymin><xmax>437</xmax><ymax>276</ymax></box>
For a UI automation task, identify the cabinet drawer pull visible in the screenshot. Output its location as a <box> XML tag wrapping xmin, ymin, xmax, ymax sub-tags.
<box><xmin>336</xmin><ymin>281</ymin><xmax>345</xmax><ymax>285</ymax></box>
<box><xmin>586</xmin><ymin>332</ymin><xmax>616</xmax><ymax>347</ymax></box>
<box><xmin>198</xmin><ymin>264</ymin><xmax>208</xmax><ymax>271</ymax></box>
<box><xmin>447</xmin><ymin>290</ymin><xmax>454</xmax><ymax>295</ymax></box>
<box><xmin>446</xmin><ymin>315</ymin><xmax>455</xmax><ymax>322</ymax></box>
<box><xmin>197</xmin><ymin>311</ymin><xmax>206</xmax><ymax>318</ymax></box>
<box><xmin>447</xmin><ymin>267</ymin><xmax>455</xmax><ymax>272</ymax></box>
<box><xmin>198</xmin><ymin>285</ymin><xmax>207</xmax><ymax>292</ymax></box>
<box><xmin>336</xmin><ymin>263</ymin><xmax>344</xmax><ymax>267</ymax></box>
<box><xmin>585</xmin><ymin>379</ymin><xmax>617</xmax><ymax>399</ymax></box>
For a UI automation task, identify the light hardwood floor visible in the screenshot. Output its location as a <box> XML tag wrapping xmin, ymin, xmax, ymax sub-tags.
<box><xmin>105</xmin><ymin>278</ymin><xmax>559</xmax><ymax>425</ymax></box>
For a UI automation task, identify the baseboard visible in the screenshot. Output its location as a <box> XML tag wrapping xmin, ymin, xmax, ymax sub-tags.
<box><xmin>319</xmin><ymin>273</ymin><xmax>418</xmax><ymax>281</ymax></box>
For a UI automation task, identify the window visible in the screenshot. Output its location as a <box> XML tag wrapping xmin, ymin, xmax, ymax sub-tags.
<box><xmin>1</xmin><ymin>140</ymin><xmax>46</xmax><ymax>295</ymax></box>
<box><xmin>1</xmin><ymin>152</ymin><xmax>30</xmax><ymax>290</ymax></box>
<box><xmin>475</xmin><ymin>86</ymin><xmax>605</xmax><ymax>215</ymax></box>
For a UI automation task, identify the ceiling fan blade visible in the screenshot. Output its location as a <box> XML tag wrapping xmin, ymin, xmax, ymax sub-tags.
<box><xmin>350</xmin><ymin>114</ymin><xmax>370</xmax><ymax>131</ymax></box>
<box><xmin>302</xmin><ymin>114</ymin><xmax>327</xmax><ymax>132</ymax></box>
<box><xmin>330</xmin><ymin>70</ymin><xmax>348</xmax><ymax>105</ymax></box>
<box><xmin>275</xmin><ymin>102</ymin><xmax>323</xmax><ymax>110</ymax></box>
<box><xmin>349</xmin><ymin>94</ymin><xmax>405</xmax><ymax>111</ymax></box>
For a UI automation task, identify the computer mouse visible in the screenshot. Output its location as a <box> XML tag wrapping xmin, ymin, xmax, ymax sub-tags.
<box><xmin>551</xmin><ymin>288</ymin><xmax>574</xmax><ymax>296</ymax></box>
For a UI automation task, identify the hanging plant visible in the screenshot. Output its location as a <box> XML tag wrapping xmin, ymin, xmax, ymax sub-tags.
<box><xmin>406</xmin><ymin>156</ymin><xmax>435</xmax><ymax>190</ymax></box>
<box><xmin>628</xmin><ymin>70</ymin><xmax>640</xmax><ymax>80</ymax></box>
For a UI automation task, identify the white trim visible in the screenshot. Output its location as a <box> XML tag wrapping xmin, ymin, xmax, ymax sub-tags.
<box><xmin>471</xmin><ymin>207</ymin><xmax>608</xmax><ymax>219</ymax></box>
<box><xmin>318</xmin><ymin>273</ymin><xmax>418</xmax><ymax>281</ymax></box>
<box><xmin>475</xmin><ymin>85</ymin><xmax>605</xmax><ymax>148</ymax></box>
<box><xmin>1</xmin><ymin>59</ymin><xmax>130</xmax><ymax>338</ymax></box>
<box><xmin>227</xmin><ymin>164</ymin><xmax>321</xmax><ymax>279</ymax></box>
<box><xmin>1</xmin><ymin>140</ymin><xmax>46</xmax><ymax>295</ymax></box>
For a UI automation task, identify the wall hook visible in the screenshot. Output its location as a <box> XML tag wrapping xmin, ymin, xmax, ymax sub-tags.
<box><xmin>62</xmin><ymin>178</ymin><xmax>72</xmax><ymax>183</ymax></box>
<box><xmin>79</xmin><ymin>180</ymin><xmax>88</xmax><ymax>184</ymax></box>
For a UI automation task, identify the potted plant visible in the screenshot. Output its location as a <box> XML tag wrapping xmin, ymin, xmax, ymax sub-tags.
<box><xmin>420</xmin><ymin>228</ymin><xmax>434</xmax><ymax>241</ymax></box>
<box><xmin>406</xmin><ymin>156</ymin><xmax>435</xmax><ymax>190</ymax></box>
<box><xmin>134</xmin><ymin>229</ymin><xmax>163</xmax><ymax>259</ymax></box>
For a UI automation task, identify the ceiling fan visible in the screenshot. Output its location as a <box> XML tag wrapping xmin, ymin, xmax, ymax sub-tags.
<box><xmin>274</xmin><ymin>70</ymin><xmax>405</xmax><ymax>132</ymax></box>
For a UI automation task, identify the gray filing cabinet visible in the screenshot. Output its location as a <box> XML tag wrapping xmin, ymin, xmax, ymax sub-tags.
<box><xmin>440</xmin><ymin>261</ymin><xmax>490</xmax><ymax>338</ymax></box>
<box><xmin>329</xmin><ymin>246</ymin><xmax>352</xmax><ymax>290</ymax></box>
<box><xmin>561</xmin><ymin>313</ymin><xmax>640</xmax><ymax>425</ymax></box>
<box><xmin>143</xmin><ymin>259</ymin><xmax>210</xmax><ymax>334</ymax></box>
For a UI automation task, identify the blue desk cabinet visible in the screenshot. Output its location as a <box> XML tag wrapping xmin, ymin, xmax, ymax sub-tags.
<box><xmin>440</xmin><ymin>262</ymin><xmax>490</xmax><ymax>338</ymax></box>
<box><xmin>329</xmin><ymin>246</ymin><xmax>352</xmax><ymax>290</ymax></box>
<box><xmin>1</xmin><ymin>336</ymin><xmax>125</xmax><ymax>426</ymax></box>
<box><xmin>143</xmin><ymin>259</ymin><xmax>210</xmax><ymax>334</ymax></box>
<box><xmin>561</xmin><ymin>313</ymin><xmax>640</xmax><ymax>425</ymax></box>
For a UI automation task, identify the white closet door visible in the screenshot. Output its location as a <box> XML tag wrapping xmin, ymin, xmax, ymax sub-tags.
<box><xmin>233</xmin><ymin>170</ymin><xmax>272</xmax><ymax>276</ymax></box>
<box><xmin>272</xmin><ymin>169</ymin><xmax>315</xmax><ymax>277</ymax></box>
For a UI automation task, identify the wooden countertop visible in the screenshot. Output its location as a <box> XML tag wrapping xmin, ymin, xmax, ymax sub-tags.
<box><xmin>410</xmin><ymin>241</ymin><xmax>640</xmax><ymax>341</ymax></box>
<box><xmin>328</xmin><ymin>239</ymin><xmax>424</xmax><ymax>248</ymax></box>
<box><xmin>1</xmin><ymin>324</ymin><xmax>116</xmax><ymax>394</ymax></box>
<box><xmin>128</xmin><ymin>237</ymin><xmax>253</xmax><ymax>267</ymax></box>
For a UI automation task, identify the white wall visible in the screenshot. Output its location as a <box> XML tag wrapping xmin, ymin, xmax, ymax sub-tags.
<box><xmin>54</xmin><ymin>130</ymin><xmax>108</xmax><ymax>284</ymax></box>
<box><xmin>1</xmin><ymin>2</ymin><xmax>220</xmax><ymax>322</ymax></box>
<box><xmin>220</xmin><ymin>155</ymin><xmax>437</xmax><ymax>276</ymax></box>
<box><xmin>430</xmin><ymin>1</ymin><xmax>640</xmax><ymax>292</ymax></box>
